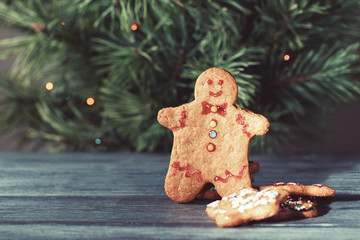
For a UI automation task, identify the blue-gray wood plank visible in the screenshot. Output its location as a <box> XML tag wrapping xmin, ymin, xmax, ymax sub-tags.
<box><xmin>0</xmin><ymin>152</ymin><xmax>359</xmax><ymax>240</ymax></box>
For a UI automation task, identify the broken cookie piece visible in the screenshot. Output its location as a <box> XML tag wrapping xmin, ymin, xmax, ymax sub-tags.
<box><xmin>206</xmin><ymin>188</ymin><xmax>289</xmax><ymax>227</ymax></box>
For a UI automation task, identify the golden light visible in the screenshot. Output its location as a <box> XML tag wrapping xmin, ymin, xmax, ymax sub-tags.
<box><xmin>45</xmin><ymin>82</ymin><xmax>54</xmax><ymax>91</ymax></box>
<box><xmin>283</xmin><ymin>54</ymin><xmax>290</xmax><ymax>61</ymax></box>
<box><xmin>130</xmin><ymin>22</ymin><xmax>139</xmax><ymax>31</ymax></box>
<box><xmin>86</xmin><ymin>97</ymin><xmax>95</xmax><ymax>106</ymax></box>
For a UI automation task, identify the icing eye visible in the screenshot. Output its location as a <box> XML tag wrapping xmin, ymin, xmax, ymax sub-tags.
<box><xmin>218</xmin><ymin>80</ymin><xmax>224</xmax><ymax>85</ymax></box>
<box><xmin>207</xmin><ymin>79</ymin><xmax>213</xmax><ymax>85</ymax></box>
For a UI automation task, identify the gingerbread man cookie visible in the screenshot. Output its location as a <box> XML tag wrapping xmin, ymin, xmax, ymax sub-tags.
<box><xmin>157</xmin><ymin>68</ymin><xmax>269</xmax><ymax>203</ymax></box>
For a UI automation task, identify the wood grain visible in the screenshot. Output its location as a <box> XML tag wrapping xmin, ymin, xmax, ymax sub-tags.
<box><xmin>0</xmin><ymin>152</ymin><xmax>359</xmax><ymax>239</ymax></box>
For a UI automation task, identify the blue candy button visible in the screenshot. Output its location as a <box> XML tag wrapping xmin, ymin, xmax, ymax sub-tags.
<box><xmin>209</xmin><ymin>130</ymin><xmax>217</xmax><ymax>138</ymax></box>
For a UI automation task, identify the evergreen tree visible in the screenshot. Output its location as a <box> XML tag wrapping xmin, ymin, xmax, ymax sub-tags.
<box><xmin>0</xmin><ymin>0</ymin><xmax>359</xmax><ymax>152</ymax></box>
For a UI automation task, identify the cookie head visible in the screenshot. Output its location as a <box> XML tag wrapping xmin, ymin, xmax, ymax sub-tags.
<box><xmin>194</xmin><ymin>68</ymin><xmax>238</xmax><ymax>105</ymax></box>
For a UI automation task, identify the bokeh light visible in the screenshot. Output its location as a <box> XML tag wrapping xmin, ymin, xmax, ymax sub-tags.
<box><xmin>86</xmin><ymin>97</ymin><xmax>95</xmax><ymax>106</ymax></box>
<box><xmin>45</xmin><ymin>82</ymin><xmax>54</xmax><ymax>91</ymax></box>
<box><xmin>130</xmin><ymin>22</ymin><xmax>139</xmax><ymax>31</ymax></box>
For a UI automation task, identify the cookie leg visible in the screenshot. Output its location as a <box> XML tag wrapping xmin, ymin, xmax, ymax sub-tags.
<box><xmin>164</xmin><ymin>162</ymin><xmax>206</xmax><ymax>203</ymax></box>
<box><xmin>165</xmin><ymin>176</ymin><xmax>205</xmax><ymax>203</ymax></box>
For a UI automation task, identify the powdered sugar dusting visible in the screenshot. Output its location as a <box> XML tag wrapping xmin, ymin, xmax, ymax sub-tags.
<box><xmin>207</xmin><ymin>200</ymin><xmax>220</xmax><ymax>208</ymax></box>
<box><xmin>214</xmin><ymin>209</ymin><xmax>227</xmax><ymax>214</ymax></box>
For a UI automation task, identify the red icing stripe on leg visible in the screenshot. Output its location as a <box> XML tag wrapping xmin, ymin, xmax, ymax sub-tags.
<box><xmin>171</xmin><ymin>162</ymin><xmax>203</xmax><ymax>182</ymax></box>
<box><xmin>214</xmin><ymin>165</ymin><xmax>247</xmax><ymax>183</ymax></box>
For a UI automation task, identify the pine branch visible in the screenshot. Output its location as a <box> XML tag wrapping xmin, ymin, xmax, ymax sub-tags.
<box><xmin>170</xmin><ymin>48</ymin><xmax>186</xmax><ymax>83</ymax></box>
<box><xmin>267</xmin><ymin>43</ymin><xmax>360</xmax><ymax>114</ymax></box>
<box><xmin>270</xmin><ymin>2</ymin><xmax>296</xmax><ymax>51</ymax></box>
<box><xmin>0</xmin><ymin>0</ymin><xmax>359</xmax><ymax>152</ymax></box>
<box><xmin>270</xmin><ymin>75</ymin><xmax>308</xmax><ymax>86</ymax></box>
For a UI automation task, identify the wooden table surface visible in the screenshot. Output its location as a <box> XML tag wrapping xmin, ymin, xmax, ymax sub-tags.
<box><xmin>0</xmin><ymin>152</ymin><xmax>359</xmax><ymax>239</ymax></box>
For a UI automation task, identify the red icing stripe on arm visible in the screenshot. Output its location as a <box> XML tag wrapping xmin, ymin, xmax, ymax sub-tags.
<box><xmin>236</xmin><ymin>114</ymin><xmax>251</xmax><ymax>137</ymax></box>
<box><xmin>171</xmin><ymin>108</ymin><xmax>187</xmax><ymax>130</ymax></box>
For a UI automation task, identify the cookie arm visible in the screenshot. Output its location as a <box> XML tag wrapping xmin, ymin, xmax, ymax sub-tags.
<box><xmin>235</xmin><ymin>108</ymin><xmax>269</xmax><ymax>137</ymax></box>
<box><xmin>247</xmin><ymin>112</ymin><xmax>269</xmax><ymax>136</ymax></box>
<box><xmin>157</xmin><ymin>104</ymin><xmax>189</xmax><ymax>130</ymax></box>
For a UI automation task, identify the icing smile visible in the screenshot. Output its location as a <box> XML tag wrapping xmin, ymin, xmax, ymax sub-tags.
<box><xmin>209</xmin><ymin>91</ymin><xmax>223</xmax><ymax>97</ymax></box>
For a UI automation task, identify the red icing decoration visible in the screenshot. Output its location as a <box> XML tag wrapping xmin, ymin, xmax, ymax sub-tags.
<box><xmin>206</xmin><ymin>142</ymin><xmax>216</xmax><ymax>152</ymax></box>
<box><xmin>275</xmin><ymin>182</ymin><xmax>285</xmax><ymax>186</ymax></box>
<box><xmin>218</xmin><ymin>80</ymin><xmax>224</xmax><ymax>85</ymax></box>
<box><xmin>236</xmin><ymin>114</ymin><xmax>245</xmax><ymax>125</ymax></box>
<box><xmin>236</xmin><ymin>114</ymin><xmax>251</xmax><ymax>137</ymax></box>
<box><xmin>287</xmin><ymin>182</ymin><xmax>298</xmax><ymax>186</ymax></box>
<box><xmin>185</xmin><ymin>170</ymin><xmax>203</xmax><ymax>182</ymax></box>
<box><xmin>209</xmin><ymin>91</ymin><xmax>223</xmax><ymax>97</ymax></box>
<box><xmin>171</xmin><ymin>162</ymin><xmax>203</xmax><ymax>182</ymax></box>
<box><xmin>171</xmin><ymin>108</ymin><xmax>187</xmax><ymax>130</ymax></box>
<box><xmin>172</xmin><ymin>161</ymin><xmax>190</xmax><ymax>171</ymax></box>
<box><xmin>214</xmin><ymin>165</ymin><xmax>246</xmax><ymax>183</ymax></box>
<box><xmin>312</xmin><ymin>184</ymin><xmax>329</xmax><ymax>188</ymax></box>
<box><xmin>201</xmin><ymin>101</ymin><xmax>227</xmax><ymax>116</ymax></box>
<box><xmin>207</xmin><ymin>79</ymin><xmax>213</xmax><ymax>85</ymax></box>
